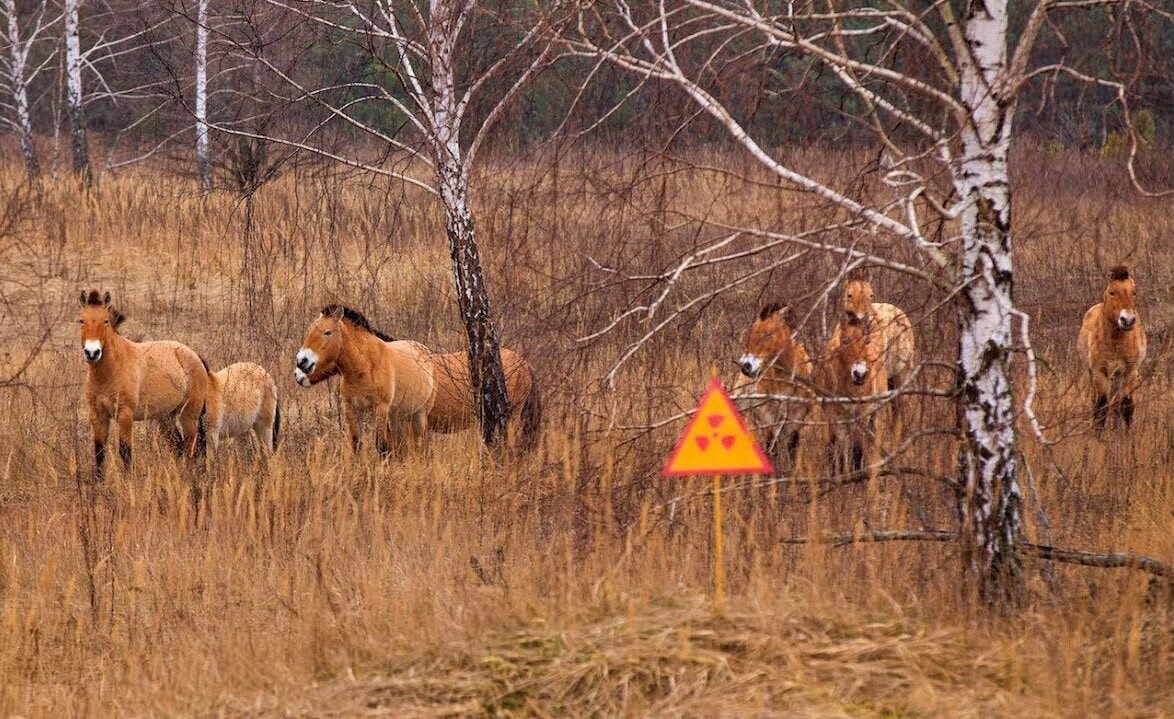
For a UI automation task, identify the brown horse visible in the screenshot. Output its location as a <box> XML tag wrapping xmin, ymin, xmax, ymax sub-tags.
<box><xmin>295</xmin><ymin>306</ymin><xmax>434</xmax><ymax>456</ymax></box>
<box><xmin>206</xmin><ymin>362</ymin><xmax>280</xmax><ymax>453</ymax></box>
<box><xmin>829</xmin><ymin>276</ymin><xmax>915</xmax><ymax>393</ymax></box>
<box><xmin>821</xmin><ymin>321</ymin><xmax>888</xmax><ymax>474</ymax></box>
<box><xmin>78</xmin><ymin>290</ymin><xmax>209</xmax><ymax>480</ymax></box>
<box><xmin>1077</xmin><ymin>265</ymin><xmax>1147</xmax><ymax>430</ymax></box>
<box><xmin>735</xmin><ymin>302</ymin><xmax>814</xmax><ymax>467</ymax></box>
<box><xmin>295</xmin><ymin>305</ymin><xmax>542</xmax><ymax>452</ymax></box>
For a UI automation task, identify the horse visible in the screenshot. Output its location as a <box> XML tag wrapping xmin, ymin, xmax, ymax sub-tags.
<box><xmin>295</xmin><ymin>305</ymin><xmax>543</xmax><ymax>453</ymax></box>
<box><xmin>205</xmin><ymin>362</ymin><xmax>280</xmax><ymax>453</ymax></box>
<box><xmin>78</xmin><ymin>290</ymin><xmax>209</xmax><ymax>480</ymax></box>
<box><xmin>821</xmin><ymin>320</ymin><xmax>888</xmax><ymax>474</ymax></box>
<box><xmin>828</xmin><ymin>276</ymin><xmax>915</xmax><ymax>395</ymax></box>
<box><xmin>735</xmin><ymin>302</ymin><xmax>814</xmax><ymax>468</ymax></box>
<box><xmin>1077</xmin><ymin>265</ymin><xmax>1147</xmax><ymax>430</ymax></box>
<box><xmin>294</xmin><ymin>305</ymin><xmax>434</xmax><ymax>456</ymax></box>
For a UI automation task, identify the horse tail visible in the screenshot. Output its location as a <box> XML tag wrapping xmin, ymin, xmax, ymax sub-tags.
<box><xmin>272</xmin><ymin>399</ymin><xmax>282</xmax><ymax>451</ymax></box>
<box><xmin>517</xmin><ymin>363</ymin><xmax>543</xmax><ymax>452</ymax></box>
<box><xmin>196</xmin><ymin>354</ymin><xmax>211</xmax><ymax>457</ymax></box>
<box><xmin>196</xmin><ymin>400</ymin><xmax>208</xmax><ymax>457</ymax></box>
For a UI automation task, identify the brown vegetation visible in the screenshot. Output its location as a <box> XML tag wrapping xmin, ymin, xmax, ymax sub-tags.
<box><xmin>0</xmin><ymin>147</ymin><xmax>1171</xmax><ymax>716</ymax></box>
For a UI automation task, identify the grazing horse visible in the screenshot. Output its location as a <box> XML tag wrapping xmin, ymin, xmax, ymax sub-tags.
<box><xmin>78</xmin><ymin>290</ymin><xmax>208</xmax><ymax>480</ymax></box>
<box><xmin>821</xmin><ymin>321</ymin><xmax>888</xmax><ymax>474</ymax></box>
<box><xmin>735</xmin><ymin>302</ymin><xmax>814</xmax><ymax>467</ymax></box>
<box><xmin>829</xmin><ymin>277</ymin><xmax>915</xmax><ymax>395</ymax></box>
<box><xmin>206</xmin><ymin>362</ymin><xmax>280</xmax><ymax>453</ymax></box>
<box><xmin>295</xmin><ymin>305</ymin><xmax>434</xmax><ymax>456</ymax></box>
<box><xmin>1077</xmin><ymin>265</ymin><xmax>1147</xmax><ymax>430</ymax></box>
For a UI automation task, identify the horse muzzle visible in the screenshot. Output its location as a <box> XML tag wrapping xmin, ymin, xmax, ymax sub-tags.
<box><xmin>738</xmin><ymin>355</ymin><xmax>763</xmax><ymax>379</ymax></box>
<box><xmin>850</xmin><ymin>363</ymin><xmax>869</xmax><ymax>386</ymax></box>
<box><xmin>83</xmin><ymin>341</ymin><xmax>102</xmax><ymax>363</ymax></box>
<box><xmin>294</xmin><ymin>368</ymin><xmax>313</xmax><ymax>387</ymax></box>
<box><xmin>1117</xmin><ymin>313</ymin><xmax>1137</xmax><ymax>331</ymax></box>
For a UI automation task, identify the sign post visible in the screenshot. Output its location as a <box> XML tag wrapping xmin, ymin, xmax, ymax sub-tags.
<box><xmin>662</xmin><ymin>375</ymin><xmax>773</xmax><ymax>610</ymax></box>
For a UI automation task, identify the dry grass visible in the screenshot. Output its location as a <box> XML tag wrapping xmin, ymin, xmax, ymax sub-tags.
<box><xmin>0</xmin><ymin>147</ymin><xmax>1171</xmax><ymax>717</ymax></box>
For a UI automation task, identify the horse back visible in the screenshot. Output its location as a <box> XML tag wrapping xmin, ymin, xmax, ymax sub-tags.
<box><xmin>385</xmin><ymin>340</ymin><xmax>435</xmax><ymax>415</ymax></box>
<box><xmin>133</xmin><ymin>340</ymin><xmax>210</xmax><ymax>419</ymax></box>
<box><xmin>210</xmin><ymin>362</ymin><xmax>275</xmax><ymax>438</ymax></box>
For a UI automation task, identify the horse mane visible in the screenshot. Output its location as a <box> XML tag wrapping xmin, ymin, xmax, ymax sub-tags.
<box><xmin>758</xmin><ymin>302</ymin><xmax>787</xmax><ymax>321</ymax></box>
<box><xmin>83</xmin><ymin>290</ymin><xmax>127</xmax><ymax>330</ymax></box>
<box><xmin>322</xmin><ymin>304</ymin><xmax>396</xmax><ymax>342</ymax></box>
<box><xmin>1107</xmin><ymin>265</ymin><xmax>1131</xmax><ymax>282</ymax></box>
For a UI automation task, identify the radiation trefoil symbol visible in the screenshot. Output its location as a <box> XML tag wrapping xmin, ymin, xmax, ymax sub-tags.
<box><xmin>662</xmin><ymin>378</ymin><xmax>774</xmax><ymax>477</ymax></box>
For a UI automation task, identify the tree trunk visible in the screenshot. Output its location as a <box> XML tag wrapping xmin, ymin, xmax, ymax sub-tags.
<box><xmin>64</xmin><ymin>0</ymin><xmax>90</xmax><ymax>183</ymax></box>
<box><xmin>954</xmin><ymin>0</ymin><xmax>1023</xmax><ymax>608</ymax></box>
<box><xmin>195</xmin><ymin>0</ymin><xmax>211</xmax><ymax>191</ymax></box>
<box><xmin>3</xmin><ymin>0</ymin><xmax>39</xmax><ymax>176</ymax></box>
<box><xmin>428</xmin><ymin>0</ymin><xmax>511</xmax><ymax>447</ymax></box>
<box><xmin>436</xmin><ymin>162</ymin><xmax>512</xmax><ymax>446</ymax></box>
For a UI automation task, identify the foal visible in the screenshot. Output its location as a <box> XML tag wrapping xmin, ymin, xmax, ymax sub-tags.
<box><xmin>206</xmin><ymin>362</ymin><xmax>280</xmax><ymax>453</ymax></box>
<box><xmin>821</xmin><ymin>321</ymin><xmax>888</xmax><ymax>474</ymax></box>
<box><xmin>829</xmin><ymin>276</ymin><xmax>915</xmax><ymax>393</ymax></box>
<box><xmin>735</xmin><ymin>302</ymin><xmax>814</xmax><ymax>467</ymax></box>
<box><xmin>295</xmin><ymin>305</ymin><xmax>434</xmax><ymax>456</ymax></box>
<box><xmin>1077</xmin><ymin>265</ymin><xmax>1147</xmax><ymax>430</ymax></box>
<box><xmin>78</xmin><ymin>290</ymin><xmax>208</xmax><ymax>480</ymax></box>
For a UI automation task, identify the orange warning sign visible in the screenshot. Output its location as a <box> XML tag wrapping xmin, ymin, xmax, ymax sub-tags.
<box><xmin>662</xmin><ymin>377</ymin><xmax>773</xmax><ymax>477</ymax></box>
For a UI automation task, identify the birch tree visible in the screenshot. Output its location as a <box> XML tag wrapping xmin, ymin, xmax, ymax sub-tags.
<box><xmin>194</xmin><ymin>0</ymin><xmax>209</xmax><ymax>189</ymax></box>
<box><xmin>209</xmin><ymin>0</ymin><xmax>571</xmax><ymax>445</ymax></box>
<box><xmin>62</xmin><ymin>0</ymin><xmax>87</xmax><ymax>181</ymax></box>
<box><xmin>568</xmin><ymin>0</ymin><xmax>1172</xmax><ymax>604</ymax></box>
<box><xmin>0</xmin><ymin>0</ymin><xmax>56</xmax><ymax>176</ymax></box>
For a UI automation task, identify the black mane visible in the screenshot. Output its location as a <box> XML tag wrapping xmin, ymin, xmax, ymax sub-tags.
<box><xmin>322</xmin><ymin>304</ymin><xmax>396</xmax><ymax>342</ymax></box>
<box><xmin>1107</xmin><ymin>265</ymin><xmax>1131</xmax><ymax>282</ymax></box>
<box><xmin>83</xmin><ymin>289</ymin><xmax>126</xmax><ymax>329</ymax></box>
<box><xmin>758</xmin><ymin>302</ymin><xmax>786</xmax><ymax>320</ymax></box>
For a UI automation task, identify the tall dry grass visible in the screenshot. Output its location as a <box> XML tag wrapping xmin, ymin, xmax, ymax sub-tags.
<box><xmin>0</xmin><ymin>146</ymin><xmax>1170</xmax><ymax>717</ymax></box>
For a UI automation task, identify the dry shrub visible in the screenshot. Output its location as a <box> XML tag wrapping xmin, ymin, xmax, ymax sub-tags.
<box><xmin>0</xmin><ymin>146</ymin><xmax>1170</xmax><ymax>717</ymax></box>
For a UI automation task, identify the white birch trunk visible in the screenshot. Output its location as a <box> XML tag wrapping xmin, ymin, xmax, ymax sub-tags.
<box><xmin>195</xmin><ymin>0</ymin><xmax>211</xmax><ymax>190</ymax></box>
<box><xmin>3</xmin><ymin>0</ymin><xmax>39</xmax><ymax>176</ymax></box>
<box><xmin>954</xmin><ymin>0</ymin><xmax>1023</xmax><ymax>606</ymax></box>
<box><xmin>64</xmin><ymin>0</ymin><xmax>89</xmax><ymax>182</ymax></box>
<box><xmin>428</xmin><ymin>0</ymin><xmax>512</xmax><ymax>445</ymax></box>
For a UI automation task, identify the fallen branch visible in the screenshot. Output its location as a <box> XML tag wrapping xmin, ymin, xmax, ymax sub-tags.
<box><xmin>781</xmin><ymin>530</ymin><xmax>956</xmax><ymax>548</ymax></box>
<box><xmin>1023</xmin><ymin>544</ymin><xmax>1173</xmax><ymax>579</ymax></box>
<box><xmin>778</xmin><ymin>532</ymin><xmax>1174</xmax><ymax>580</ymax></box>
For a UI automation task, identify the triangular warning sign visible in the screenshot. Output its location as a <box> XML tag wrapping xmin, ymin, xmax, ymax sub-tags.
<box><xmin>662</xmin><ymin>378</ymin><xmax>774</xmax><ymax>477</ymax></box>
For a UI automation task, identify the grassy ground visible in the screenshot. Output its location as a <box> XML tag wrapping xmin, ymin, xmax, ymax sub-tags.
<box><xmin>0</xmin><ymin>147</ymin><xmax>1170</xmax><ymax>717</ymax></box>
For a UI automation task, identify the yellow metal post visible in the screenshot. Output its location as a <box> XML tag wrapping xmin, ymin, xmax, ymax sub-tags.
<box><xmin>712</xmin><ymin>472</ymin><xmax>724</xmax><ymax>611</ymax></box>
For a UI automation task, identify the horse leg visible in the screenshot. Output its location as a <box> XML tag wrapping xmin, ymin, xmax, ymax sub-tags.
<box><xmin>785</xmin><ymin>428</ymin><xmax>801</xmax><ymax>466</ymax></box>
<box><xmin>1090</xmin><ymin>370</ymin><xmax>1110</xmax><ymax>432</ymax></box>
<box><xmin>409</xmin><ymin>410</ymin><xmax>428</xmax><ymax>451</ymax></box>
<box><xmin>344</xmin><ymin>402</ymin><xmax>363</xmax><ymax>455</ymax></box>
<box><xmin>116</xmin><ymin>405</ymin><xmax>135</xmax><ymax>469</ymax></box>
<box><xmin>90</xmin><ymin>410</ymin><xmax>111</xmax><ymax>482</ymax></box>
<box><xmin>374</xmin><ymin>405</ymin><xmax>396</xmax><ymax>459</ymax></box>
<box><xmin>177</xmin><ymin>399</ymin><xmax>203</xmax><ymax>458</ymax></box>
<box><xmin>1120</xmin><ymin>365</ymin><xmax>1140</xmax><ymax>429</ymax></box>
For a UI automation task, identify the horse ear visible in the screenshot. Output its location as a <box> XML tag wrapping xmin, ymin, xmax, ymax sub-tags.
<box><xmin>78</xmin><ymin>290</ymin><xmax>87</xmax><ymax>306</ymax></box>
<box><xmin>329</xmin><ymin>305</ymin><xmax>344</xmax><ymax>319</ymax></box>
<box><xmin>102</xmin><ymin>291</ymin><xmax>112</xmax><ymax>306</ymax></box>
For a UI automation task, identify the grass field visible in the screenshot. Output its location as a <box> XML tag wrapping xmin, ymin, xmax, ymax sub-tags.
<box><xmin>0</xmin><ymin>147</ymin><xmax>1171</xmax><ymax>717</ymax></box>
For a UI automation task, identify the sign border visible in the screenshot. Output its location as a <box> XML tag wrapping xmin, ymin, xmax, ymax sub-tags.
<box><xmin>661</xmin><ymin>377</ymin><xmax>774</xmax><ymax>477</ymax></box>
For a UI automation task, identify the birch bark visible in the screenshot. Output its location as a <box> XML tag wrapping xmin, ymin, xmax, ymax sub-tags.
<box><xmin>2</xmin><ymin>0</ymin><xmax>39</xmax><ymax>176</ymax></box>
<box><xmin>64</xmin><ymin>0</ymin><xmax>89</xmax><ymax>182</ymax></box>
<box><xmin>195</xmin><ymin>0</ymin><xmax>210</xmax><ymax>190</ymax></box>
<box><xmin>953</xmin><ymin>0</ymin><xmax>1022</xmax><ymax>606</ymax></box>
